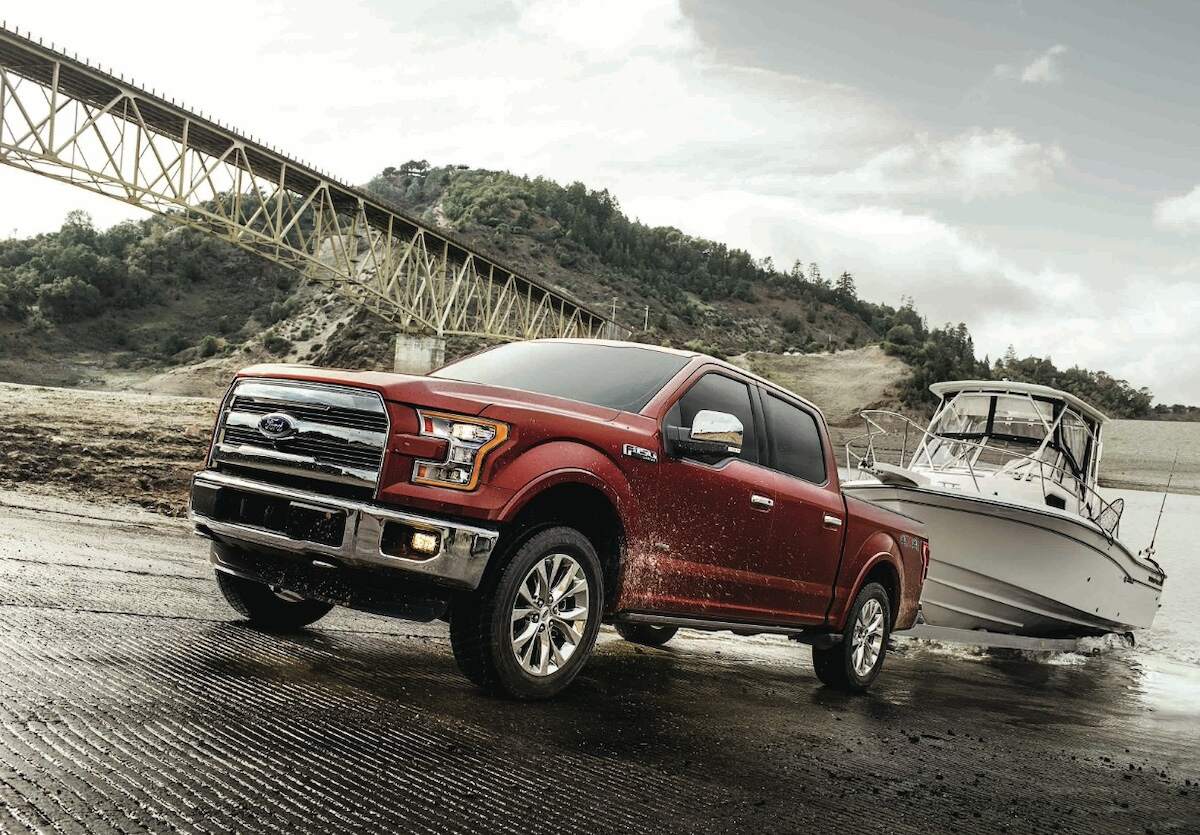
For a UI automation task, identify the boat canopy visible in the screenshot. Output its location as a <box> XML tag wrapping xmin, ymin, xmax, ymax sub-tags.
<box><xmin>929</xmin><ymin>380</ymin><xmax>1109</xmax><ymax>425</ymax></box>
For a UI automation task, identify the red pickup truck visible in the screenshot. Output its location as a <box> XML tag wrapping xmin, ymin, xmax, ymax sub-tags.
<box><xmin>191</xmin><ymin>340</ymin><xmax>929</xmax><ymax>698</ymax></box>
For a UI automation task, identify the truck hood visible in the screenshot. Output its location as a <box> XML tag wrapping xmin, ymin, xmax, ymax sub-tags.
<box><xmin>236</xmin><ymin>364</ymin><xmax>622</xmax><ymax>422</ymax></box>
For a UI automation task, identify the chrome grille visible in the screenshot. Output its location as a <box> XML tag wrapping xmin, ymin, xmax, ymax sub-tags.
<box><xmin>212</xmin><ymin>379</ymin><xmax>390</xmax><ymax>490</ymax></box>
<box><xmin>229</xmin><ymin>396</ymin><xmax>388</xmax><ymax>433</ymax></box>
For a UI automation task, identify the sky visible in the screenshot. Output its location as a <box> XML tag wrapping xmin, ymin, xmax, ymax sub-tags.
<box><xmin>2</xmin><ymin>0</ymin><xmax>1199</xmax><ymax>402</ymax></box>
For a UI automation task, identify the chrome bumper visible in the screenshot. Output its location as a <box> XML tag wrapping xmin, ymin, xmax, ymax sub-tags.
<box><xmin>190</xmin><ymin>470</ymin><xmax>499</xmax><ymax>590</ymax></box>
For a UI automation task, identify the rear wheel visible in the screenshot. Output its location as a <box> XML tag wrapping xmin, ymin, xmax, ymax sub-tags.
<box><xmin>812</xmin><ymin>582</ymin><xmax>891</xmax><ymax>691</ymax></box>
<box><xmin>449</xmin><ymin>526</ymin><xmax>604</xmax><ymax>699</ymax></box>
<box><xmin>215</xmin><ymin>571</ymin><xmax>333</xmax><ymax>632</ymax></box>
<box><xmin>615</xmin><ymin>622</ymin><xmax>678</xmax><ymax>647</ymax></box>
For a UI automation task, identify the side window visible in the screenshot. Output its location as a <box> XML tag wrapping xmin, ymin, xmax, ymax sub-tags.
<box><xmin>763</xmin><ymin>393</ymin><xmax>826</xmax><ymax>483</ymax></box>
<box><xmin>666</xmin><ymin>373</ymin><xmax>758</xmax><ymax>464</ymax></box>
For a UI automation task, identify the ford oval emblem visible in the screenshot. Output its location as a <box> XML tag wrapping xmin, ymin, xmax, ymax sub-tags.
<box><xmin>257</xmin><ymin>412</ymin><xmax>296</xmax><ymax>440</ymax></box>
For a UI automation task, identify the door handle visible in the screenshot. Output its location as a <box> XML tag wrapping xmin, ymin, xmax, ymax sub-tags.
<box><xmin>750</xmin><ymin>494</ymin><xmax>775</xmax><ymax>510</ymax></box>
<box><xmin>823</xmin><ymin>514</ymin><xmax>843</xmax><ymax>529</ymax></box>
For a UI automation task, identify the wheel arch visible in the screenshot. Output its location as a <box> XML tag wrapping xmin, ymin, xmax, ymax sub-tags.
<box><xmin>859</xmin><ymin>557</ymin><xmax>901</xmax><ymax>625</ymax></box>
<box><xmin>492</xmin><ymin>473</ymin><xmax>627</xmax><ymax>606</ymax></box>
<box><xmin>831</xmin><ymin>533</ymin><xmax>904</xmax><ymax>630</ymax></box>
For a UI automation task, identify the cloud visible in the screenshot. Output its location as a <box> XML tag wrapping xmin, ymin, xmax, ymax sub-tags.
<box><xmin>994</xmin><ymin>44</ymin><xmax>1068</xmax><ymax>84</ymax></box>
<box><xmin>1154</xmin><ymin>185</ymin><xmax>1200</xmax><ymax>232</ymax></box>
<box><xmin>513</xmin><ymin>0</ymin><xmax>695</xmax><ymax>55</ymax></box>
<box><xmin>806</xmin><ymin>130</ymin><xmax>1065</xmax><ymax>200</ymax></box>
<box><xmin>622</xmin><ymin>187</ymin><xmax>1200</xmax><ymax>401</ymax></box>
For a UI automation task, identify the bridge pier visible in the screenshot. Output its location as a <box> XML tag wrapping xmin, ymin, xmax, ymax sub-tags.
<box><xmin>394</xmin><ymin>334</ymin><xmax>446</xmax><ymax>375</ymax></box>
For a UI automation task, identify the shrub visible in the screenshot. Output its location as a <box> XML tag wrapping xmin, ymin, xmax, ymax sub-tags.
<box><xmin>198</xmin><ymin>335</ymin><xmax>220</xmax><ymax>358</ymax></box>
<box><xmin>263</xmin><ymin>334</ymin><xmax>292</xmax><ymax>356</ymax></box>
<box><xmin>885</xmin><ymin>323</ymin><xmax>916</xmax><ymax>346</ymax></box>
<box><xmin>36</xmin><ymin>277</ymin><xmax>101</xmax><ymax>322</ymax></box>
<box><xmin>159</xmin><ymin>332</ymin><xmax>188</xmax><ymax>357</ymax></box>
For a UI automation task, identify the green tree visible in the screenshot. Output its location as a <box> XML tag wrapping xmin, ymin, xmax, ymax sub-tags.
<box><xmin>835</xmin><ymin>271</ymin><xmax>857</xmax><ymax>299</ymax></box>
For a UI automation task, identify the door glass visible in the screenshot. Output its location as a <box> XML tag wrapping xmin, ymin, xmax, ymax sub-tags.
<box><xmin>763</xmin><ymin>393</ymin><xmax>826</xmax><ymax>483</ymax></box>
<box><xmin>668</xmin><ymin>373</ymin><xmax>758</xmax><ymax>463</ymax></box>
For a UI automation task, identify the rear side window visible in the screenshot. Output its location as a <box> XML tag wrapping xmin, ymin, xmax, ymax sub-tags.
<box><xmin>763</xmin><ymin>393</ymin><xmax>826</xmax><ymax>483</ymax></box>
<box><xmin>667</xmin><ymin>373</ymin><xmax>759</xmax><ymax>464</ymax></box>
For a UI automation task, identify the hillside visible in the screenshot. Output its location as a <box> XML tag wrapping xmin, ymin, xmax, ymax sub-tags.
<box><xmin>735</xmin><ymin>346</ymin><xmax>909</xmax><ymax>427</ymax></box>
<box><xmin>0</xmin><ymin>161</ymin><xmax>1180</xmax><ymax>418</ymax></box>
<box><xmin>366</xmin><ymin>163</ymin><xmax>900</xmax><ymax>359</ymax></box>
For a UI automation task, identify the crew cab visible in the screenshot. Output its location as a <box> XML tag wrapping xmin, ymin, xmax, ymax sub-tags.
<box><xmin>191</xmin><ymin>339</ymin><xmax>929</xmax><ymax>698</ymax></box>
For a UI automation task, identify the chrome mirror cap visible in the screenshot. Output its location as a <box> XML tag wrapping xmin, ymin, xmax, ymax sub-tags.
<box><xmin>690</xmin><ymin>410</ymin><xmax>744</xmax><ymax>451</ymax></box>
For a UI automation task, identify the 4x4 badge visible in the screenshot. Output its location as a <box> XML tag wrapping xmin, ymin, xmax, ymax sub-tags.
<box><xmin>622</xmin><ymin>444</ymin><xmax>658</xmax><ymax>463</ymax></box>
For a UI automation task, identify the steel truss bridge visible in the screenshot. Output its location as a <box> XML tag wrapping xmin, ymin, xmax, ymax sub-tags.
<box><xmin>0</xmin><ymin>24</ymin><xmax>625</xmax><ymax>341</ymax></box>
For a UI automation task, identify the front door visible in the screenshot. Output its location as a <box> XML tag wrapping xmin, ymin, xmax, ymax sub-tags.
<box><xmin>623</xmin><ymin>370</ymin><xmax>776</xmax><ymax>621</ymax></box>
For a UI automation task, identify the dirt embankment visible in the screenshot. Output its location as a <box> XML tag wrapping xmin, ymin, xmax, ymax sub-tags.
<box><xmin>0</xmin><ymin>383</ymin><xmax>216</xmax><ymax>515</ymax></box>
<box><xmin>734</xmin><ymin>345</ymin><xmax>910</xmax><ymax>426</ymax></box>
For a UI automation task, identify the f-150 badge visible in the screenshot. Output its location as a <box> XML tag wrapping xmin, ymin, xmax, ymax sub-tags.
<box><xmin>622</xmin><ymin>444</ymin><xmax>658</xmax><ymax>463</ymax></box>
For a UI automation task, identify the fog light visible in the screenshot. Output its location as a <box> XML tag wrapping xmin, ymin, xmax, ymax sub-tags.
<box><xmin>410</xmin><ymin>530</ymin><xmax>441</xmax><ymax>555</ymax></box>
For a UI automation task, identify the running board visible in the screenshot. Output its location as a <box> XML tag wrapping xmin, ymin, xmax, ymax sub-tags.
<box><xmin>894</xmin><ymin>624</ymin><xmax>1101</xmax><ymax>652</ymax></box>
<box><xmin>614</xmin><ymin>612</ymin><xmax>841</xmax><ymax>646</ymax></box>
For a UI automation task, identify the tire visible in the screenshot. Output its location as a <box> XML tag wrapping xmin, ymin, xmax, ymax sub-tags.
<box><xmin>615</xmin><ymin>622</ymin><xmax>678</xmax><ymax>647</ymax></box>
<box><xmin>449</xmin><ymin>526</ymin><xmax>604</xmax><ymax>699</ymax></box>
<box><xmin>811</xmin><ymin>582</ymin><xmax>891</xmax><ymax>692</ymax></box>
<box><xmin>215</xmin><ymin>571</ymin><xmax>333</xmax><ymax>632</ymax></box>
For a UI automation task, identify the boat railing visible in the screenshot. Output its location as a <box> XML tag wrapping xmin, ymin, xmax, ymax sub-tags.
<box><xmin>845</xmin><ymin>410</ymin><xmax>1125</xmax><ymax>539</ymax></box>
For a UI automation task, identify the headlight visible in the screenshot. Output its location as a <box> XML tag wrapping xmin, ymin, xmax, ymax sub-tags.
<box><xmin>412</xmin><ymin>410</ymin><xmax>508</xmax><ymax>490</ymax></box>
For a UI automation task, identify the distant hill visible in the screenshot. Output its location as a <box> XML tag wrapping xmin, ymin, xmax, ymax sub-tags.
<box><xmin>365</xmin><ymin>162</ymin><xmax>902</xmax><ymax>359</ymax></box>
<box><xmin>0</xmin><ymin>160</ymin><xmax>1182</xmax><ymax>419</ymax></box>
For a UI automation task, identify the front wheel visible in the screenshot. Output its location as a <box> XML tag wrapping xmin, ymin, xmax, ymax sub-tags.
<box><xmin>215</xmin><ymin>571</ymin><xmax>333</xmax><ymax>632</ymax></box>
<box><xmin>449</xmin><ymin>526</ymin><xmax>604</xmax><ymax>699</ymax></box>
<box><xmin>811</xmin><ymin>582</ymin><xmax>891</xmax><ymax>692</ymax></box>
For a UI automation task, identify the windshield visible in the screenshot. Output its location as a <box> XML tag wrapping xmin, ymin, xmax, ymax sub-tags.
<box><xmin>930</xmin><ymin>393</ymin><xmax>1052</xmax><ymax>445</ymax></box>
<box><xmin>922</xmin><ymin>391</ymin><xmax>1096</xmax><ymax>478</ymax></box>
<box><xmin>431</xmin><ymin>342</ymin><xmax>690</xmax><ymax>412</ymax></box>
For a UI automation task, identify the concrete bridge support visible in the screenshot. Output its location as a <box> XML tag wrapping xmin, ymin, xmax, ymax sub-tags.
<box><xmin>394</xmin><ymin>334</ymin><xmax>446</xmax><ymax>375</ymax></box>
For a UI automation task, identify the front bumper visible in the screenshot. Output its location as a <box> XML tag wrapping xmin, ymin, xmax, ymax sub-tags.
<box><xmin>190</xmin><ymin>470</ymin><xmax>499</xmax><ymax>590</ymax></box>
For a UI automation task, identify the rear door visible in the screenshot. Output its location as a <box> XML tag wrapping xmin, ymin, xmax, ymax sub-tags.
<box><xmin>754</xmin><ymin>389</ymin><xmax>847</xmax><ymax>624</ymax></box>
<box><xmin>631</xmin><ymin>369</ymin><xmax>777</xmax><ymax>620</ymax></box>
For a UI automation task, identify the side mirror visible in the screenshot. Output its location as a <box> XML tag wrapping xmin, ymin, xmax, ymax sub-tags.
<box><xmin>666</xmin><ymin>410</ymin><xmax>744</xmax><ymax>459</ymax></box>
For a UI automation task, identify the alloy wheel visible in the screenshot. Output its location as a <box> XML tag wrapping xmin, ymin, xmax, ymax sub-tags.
<box><xmin>851</xmin><ymin>598</ymin><xmax>885</xmax><ymax>677</ymax></box>
<box><xmin>510</xmin><ymin>553</ymin><xmax>590</xmax><ymax>677</ymax></box>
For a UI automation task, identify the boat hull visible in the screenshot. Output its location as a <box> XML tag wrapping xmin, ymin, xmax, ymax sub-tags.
<box><xmin>842</xmin><ymin>483</ymin><xmax>1164</xmax><ymax>636</ymax></box>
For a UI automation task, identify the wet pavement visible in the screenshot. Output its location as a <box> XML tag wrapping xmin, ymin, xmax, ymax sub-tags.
<box><xmin>0</xmin><ymin>489</ymin><xmax>1197</xmax><ymax>834</ymax></box>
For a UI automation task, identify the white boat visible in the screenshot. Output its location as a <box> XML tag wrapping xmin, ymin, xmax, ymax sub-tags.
<box><xmin>842</xmin><ymin>380</ymin><xmax>1166</xmax><ymax>640</ymax></box>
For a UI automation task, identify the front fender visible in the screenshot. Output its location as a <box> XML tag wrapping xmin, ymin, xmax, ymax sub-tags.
<box><xmin>493</xmin><ymin>440</ymin><xmax>639</xmax><ymax>537</ymax></box>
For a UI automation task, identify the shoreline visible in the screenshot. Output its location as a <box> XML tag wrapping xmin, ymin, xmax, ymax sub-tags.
<box><xmin>1099</xmin><ymin>477</ymin><xmax>1200</xmax><ymax>496</ymax></box>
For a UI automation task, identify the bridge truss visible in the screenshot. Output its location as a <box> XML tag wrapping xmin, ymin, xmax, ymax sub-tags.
<box><xmin>0</xmin><ymin>24</ymin><xmax>626</xmax><ymax>341</ymax></box>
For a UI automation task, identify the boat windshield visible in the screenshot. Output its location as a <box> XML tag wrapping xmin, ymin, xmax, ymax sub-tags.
<box><xmin>923</xmin><ymin>392</ymin><xmax>1093</xmax><ymax>480</ymax></box>
<box><xmin>931</xmin><ymin>393</ymin><xmax>1052</xmax><ymax>444</ymax></box>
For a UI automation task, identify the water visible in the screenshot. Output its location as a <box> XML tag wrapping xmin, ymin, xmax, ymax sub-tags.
<box><xmin>1108</xmin><ymin>486</ymin><xmax>1198</xmax><ymax>668</ymax></box>
<box><xmin>1105</xmin><ymin>419</ymin><xmax>1200</xmax><ymax>494</ymax></box>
